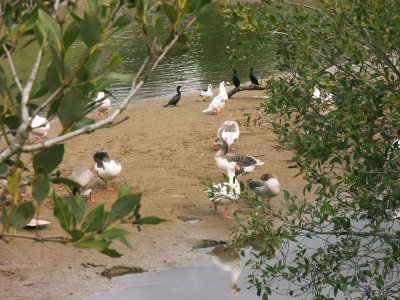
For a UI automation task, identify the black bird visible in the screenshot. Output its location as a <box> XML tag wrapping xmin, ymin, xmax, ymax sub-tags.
<box><xmin>232</xmin><ymin>69</ymin><xmax>240</xmax><ymax>88</ymax></box>
<box><xmin>163</xmin><ymin>86</ymin><xmax>182</xmax><ymax>107</ymax></box>
<box><xmin>249</xmin><ymin>67</ymin><xmax>260</xmax><ymax>86</ymax></box>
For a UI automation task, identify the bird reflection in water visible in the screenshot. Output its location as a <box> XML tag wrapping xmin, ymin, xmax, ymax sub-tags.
<box><xmin>209</xmin><ymin>245</ymin><xmax>242</xmax><ymax>295</ymax></box>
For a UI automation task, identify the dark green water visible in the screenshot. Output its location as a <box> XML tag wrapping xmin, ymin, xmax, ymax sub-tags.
<box><xmin>105</xmin><ymin>11</ymin><xmax>275</xmax><ymax>102</ymax></box>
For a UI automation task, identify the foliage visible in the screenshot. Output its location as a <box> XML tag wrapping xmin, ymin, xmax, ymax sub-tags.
<box><xmin>223</xmin><ymin>0</ymin><xmax>400</xmax><ymax>298</ymax></box>
<box><xmin>0</xmin><ymin>0</ymin><xmax>212</xmax><ymax>255</ymax></box>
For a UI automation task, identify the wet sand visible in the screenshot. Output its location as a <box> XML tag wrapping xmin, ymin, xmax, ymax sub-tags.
<box><xmin>0</xmin><ymin>86</ymin><xmax>305</xmax><ymax>299</ymax></box>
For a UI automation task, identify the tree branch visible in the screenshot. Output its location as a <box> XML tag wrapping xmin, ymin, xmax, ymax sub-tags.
<box><xmin>228</xmin><ymin>85</ymin><xmax>267</xmax><ymax>98</ymax></box>
<box><xmin>0</xmin><ymin>233</ymin><xmax>68</xmax><ymax>243</ymax></box>
<box><xmin>3</xmin><ymin>44</ymin><xmax>23</xmax><ymax>93</ymax></box>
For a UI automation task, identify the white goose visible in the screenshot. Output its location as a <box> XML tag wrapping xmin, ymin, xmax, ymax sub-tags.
<box><xmin>215</xmin><ymin>138</ymin><xmax>263</xmax><ymax>176</ymax></box>
<box><xmin>94</xmin><ymin>151</ymin><xmax>122</xmax><ymax>190</ymax></box>
<box><xmin>216</xmin><ymin>120</ymin><xmax>240</xmax><ymax>149</ymax></box>
<box><xmin>247</xmin><ymin>173</ymin><xmax>281</xmax><ymax>203</ymax></box>
<box><xmin>200</xmin><ymin>84</ymin><xmax>213</xmax><ymax>101</ymax></box>
<box><xmin>30</xmin><ymin>115</ymin><xmax>50</xmax><ymax>138</ymax></box>
<box><xmin>202</xmin><ymin>80</ymin><xmax>229</xmax><ymax>115</ymax></box>
<box><xmin>95</xmin><ymin>92</ymin><xmax>111</xmax><ymax>116</ymax></box>
<box><xmin>69</xmin><ymin>165</ymin><xmax>96</xmax><ymax>202</ymax></box>
<box><xmin>206</xmin><ymin>162</ymin><xmax>240</xmax><ymax>219</ymax></box>
<box><xmin>209</xmin><ymin>245</ymin><xmax>242</xmax><ymax>295</ymax></box>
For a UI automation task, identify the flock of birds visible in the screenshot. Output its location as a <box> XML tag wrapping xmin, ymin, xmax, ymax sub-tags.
<box><xmin>2</xmin><ymin>68</ymin><xmax>277</xmax><ymax>223</ymax></box>
<box><xmin>161</xmin><ymin>67</ymin><xmax>282</xmax><ymax>219</ymax></box>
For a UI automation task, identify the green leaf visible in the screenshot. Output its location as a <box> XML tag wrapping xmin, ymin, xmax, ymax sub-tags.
<box><xmin>70</xmin><ymin>117</ymin><xmax>95</xmax><ymax>132</ymax></box>
<box><xmin>81</xmin><ymin>204</ymin><xmax>105</xmax><ymax>233</ymax></box>
<box><xmin>108</xmin><ymin>194</ymin><xmax>141</xmax><ymax>224</ymax></box>
<box><xmin>100</xmin><ymin>227</ymin><xmax>130</xmax><ymax>240</ymax></box>
<box><xmin>32</xmin><ymin>170</ymin><xmax>50</xmax><ymax>204</ymax></box>
<box><xmin>75</xmin><ymin>237</ymin><xmax>110</xmax><ymax>251</ymax></box>
<box><xmin>45</xmin><ymin>61</ymin><xmax>62</xmax><ymax>92</ymax></box>
<box><xmin>69</xmin><ymin>229</ymin><xmax>84</xmax><ymax>241</ymax></box>
<box><xmin>7</xmin><ymin>168</ymin><xmax>22</xmax><ymax>203</ymax></box>
<box><xmin>37</xmin><ymin>9</ymin><xmax>61</xmax><ymax>50</ymax></box>
<box><xmin>63</xmin><ymin>21</ymin><xmax>80</xmax><ymax>50</ymax></box>
<box><xmin>163</xmin><ymin>4</ymin><xmax>178</xmax><ymax>25</ymax></box>
<box><xmin>0</xmin><ymin>208</ymin><xmax>8</xmax><ymax>231</ymax></box>
<box><xmin>33</xmin><ymin>144</ymin><xmax>64</xmax><ymax>174</ymax></box>
<box><xmin>101</xmin><ymin>248</ymin><xmax>122</xmax><ymax>257</ymax></box>
<box><xmin>134</xmin><ymin>216</ymin><xmax>167</xmax><ymax>225</ymax></box>
<box><xmin>118</xmin><ymin>235</ymin><xmax>133</xmax><ymax>250</ymax></box>
<box><xmin>80</xmin><ymin>13</ymin><xmax>102</xmax><ymax>47</ymax></box>
<box><xmin>53</xmin><ymin>194</ymin><xmax>74</xmax><ymax>232</ymax></box>
<box><xmin>66</xmin><ymin>193</ymin><xmax>85</xmax><ymax>222</ymax></box>
<box><xmin>3</xmin><ymin>116</ymin><xmax>20</xmax><ymax>135</ymax></box>
<box><xmin>57</xmin><ymin>88</ymin><xmax>88</xmax><ymax>131</ymax></box>
<box><xmin>118</xmin><ymin>182</ymin><xmax>131</xmax><ymax>198</ymax></box>
<box><xmin>10</xmin><ymin>202</ymin><xmax>35</xmax><ymax>230</ymax></box>
<box><xmin>112</xmin><ymin>10</ymin><xmax>134</xmax><ymax>29</ymax></box>
<box><xmin>51</xmin><ymin>177</ymin><xmax>80</xmax><ymax>189</ymax></box>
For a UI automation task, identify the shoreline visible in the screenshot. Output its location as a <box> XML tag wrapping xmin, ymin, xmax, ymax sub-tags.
<box><xmin>0</xmin><ymin>86</ymin><xmax>305</xmax><ymax>299</ymax></box>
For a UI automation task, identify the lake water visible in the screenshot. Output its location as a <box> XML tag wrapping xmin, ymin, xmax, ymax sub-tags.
<box><xmin>105</xmin><ymin>8</ymin><xmax>275</xmax><ymax>103</ymax></box>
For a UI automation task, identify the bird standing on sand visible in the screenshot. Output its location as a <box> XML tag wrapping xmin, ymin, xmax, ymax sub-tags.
<box><xmin>30</xmin><ymin>115</ymin><xmax>50</xmax><ymax>138</ymax></box>
<box><xmin>69</xmin><ymin>165</ymin><xmax>96</xmax><ymax>202</ymax></box>
<box><xmin>232</xmin><ymin>69</ymin><xmax>240</xmax><ymax>88</ymax></box>
<box><xmin>95</xmin><ymin>92</ymin><xmax>111</xmax><ymax>117</ymax></box>
<box><xmin>247</xmin><ymin>173</ymin><xmax>281</xmax><ymax>203</ymax></box>
<box><xmin>202</xmin><ymin>80</ymin><xmax>229</xmax><ymax>115</ymax></box>
<box><xmin>214</xmin><ymin>120</ymin><xmax>240</xmax><ymax>150</ymax></box>
<box><xmin>163</xmin><ymin>86</ymin><xmax>182</xmax><ymax>107</ymax></box>
<box><xmin>200</xmin><ymin>84</ymin><xmax>213</xmax><ymax>101</ymax></box>
<box><xmin>249</xmin><ymin>67</ymin><xmax>260</xmax><ymax>86</ymax></box>
<box><xmin>214</xmin><ymin>138</ymin><xmax>263</xmax><ymax>176</ymax></box>
<box><xmin>94</xmin><ymin>151</ymin><xmax>122</xmax><ymax>191</ymax></box>
<box><xmin>206</xmin><ymin>162</ymin><xmax>240</xmax><ymax>219</ymax></box>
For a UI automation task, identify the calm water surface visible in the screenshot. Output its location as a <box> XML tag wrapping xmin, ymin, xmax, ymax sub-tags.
<box><xmin>106</xmin><ymin>10</ymin><xmax>274</xmax><ymax>103</ymax></box>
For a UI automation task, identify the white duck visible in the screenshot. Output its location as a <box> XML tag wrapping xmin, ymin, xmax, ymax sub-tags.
<box><xmin>202</xmin><ymin>80</ymin><xmax>229</xmax><ymax>115</ymax></box>
<box><xmin>95</xmin><ymin>92</ymin><xmax>111</xmax><ymax>116</ymax></box>
<box><xmin>206</xmin><ymin>162</ymin><xmax>240</xmax><ymax>219</ymax></box>
<box><xmin>216</xmin><ymin>120</ymin><xmax>240</xmax><ymax>150</ymax></box>
<box><xmin>209</xmin><ymin>245</ymin><xmax>242</xmax><ymax>295</ymax></box>
<box><xmin>69</xmin><ymin>165</ymin><xmax>96</xmax><ymax>202</ymax></box>
<box><xmin>200</xmin><ymin>84</ymin><xmax>213</xmax><ymax>101</ymax></box>
<box><xmin>312</xmin><ymin>87</ymin><xmax>334</xmax><ymax>104</ymax></box>
<box><xmin>94</xmin><ymin>151</ymin><xmax>122</xmax><ymax>190</ymax></box>
<box><xmin>30</xmin><ymin>115</ymin><xmax>50</xmax><ymax>138</ymax></box>
<box><xmin>247</xmin><ymin>173</ymin><xmax>281</xmax><ymax>203</ymax></box>
<box><xmin>215</xmin><ymin>137</ymin><xmax>263</xmax><ymax>176</ymax></box>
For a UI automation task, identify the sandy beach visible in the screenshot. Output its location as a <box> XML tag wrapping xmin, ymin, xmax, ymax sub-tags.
<box><xmin>0</xmin><ymin>86</ymin><xmax>305</xmax><ymax>299</ymax></box>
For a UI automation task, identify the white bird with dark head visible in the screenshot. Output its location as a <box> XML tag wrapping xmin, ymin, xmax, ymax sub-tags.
<box><xmin>94</xmin><ymin>151</ymin><xmax>122</xmax><ymax>191</ymax></box>
<box><xmin>200</xmin><ymin>84</ymin><xmax>213</xmax><ymax>101</ymax></box>
<box><xmin>247</xmin><ymin>173</ymin><xmax>281</xmax><ymax>203</ymax></box>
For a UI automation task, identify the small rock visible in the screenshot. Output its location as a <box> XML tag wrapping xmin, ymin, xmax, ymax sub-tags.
<box><xmin>101</xmin><ymin>266</ymin><xmax>145</xmax><ymax>279</ymax></box>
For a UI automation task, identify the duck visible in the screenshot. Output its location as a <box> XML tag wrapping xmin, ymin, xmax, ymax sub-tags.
<box><xmin>232</xmin><ymin>69</ymin><xmax>240</xmax><ymax>88</ymax></box>
<box><xmin>213</xmin><ymin>120</ymin><xmax>240</xmax><ymax>150</ymax></box>
<box><xmin>249</xmin><ymin>67</ymin><xmax>260</xmax><ymax>86</ymax></box>
<box><xmin>312</xmin><ymin>87</ymin><xmax>335</xmax><ymax>104</ymax></box>
<box><xmin>69</xmin><ymin>165</ymin><xmax>96</xmax><ymax>202</ymax></box>
<box><xmin>200</xmin><ymin>84</ymin><xmax>213</xmax><ymax>101</ymax></box>
<box><xmin>30</xmin><ymin>115</ymin><xmax>50</xmax><ymax>138</ymax></box>
<box><xmin>0</xmin><ymin>176</ymin><xmax>28</xmax><ymax>205</ymax></box>
<box><xmin>209</xmin><ymin>245</ymin><xmax>242</xmax><ymax>295</ymax></box>
<box><xmin>206</xmin><ymin>162</ymin><xmax>240</xmax><ymax>219</ymax></box>
<box><xmin>247</xmin><ymin>173</ymin><xmax>281</xmax><ymax>203</ymax></box>
<box><xmin>202</xmin><ymin>80</ymin><xmax>229</xmax><ymax>115</ymax></box>
<box><xmin>214</xmin><ymin>137</ymin><xmax>263</xmax><ymax>176</ymax></box>
<box><xmin>95</xmin><ymin>92</ymin><xmax>111</xmax><ymax>116</ymax></box>
<box><xmin>94</xmin><ymin>151</ymin><xmax>122</xmax><ymax>190</ymax></box>
<box><xmin>163</xmin><ymin>86</ymin><xmax>182</xmax><ymax>107</ymax></box>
